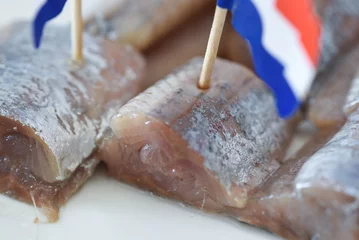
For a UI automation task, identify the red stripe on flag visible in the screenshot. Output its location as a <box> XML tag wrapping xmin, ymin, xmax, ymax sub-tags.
<box><xmin>276</xmin><ymin>0</ymin><xmax>321</xmax><ymax>66</ymax></box>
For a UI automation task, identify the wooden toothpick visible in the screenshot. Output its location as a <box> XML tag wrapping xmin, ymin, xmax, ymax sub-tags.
<box><xmin>72</xmin><ymin>0</ymin><xmax>83</xmax><ymax>61</ymax></box>
<box><xmin>198</xmin><ymin>6</ymin><xmax>228</xmax><ymax>89</ymax></box>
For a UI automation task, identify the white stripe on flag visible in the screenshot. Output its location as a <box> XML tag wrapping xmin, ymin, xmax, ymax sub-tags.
<box><xmin>251</xmin><ymin>0</ymin><xmax>316</xmax><ymax>100</ymax></box>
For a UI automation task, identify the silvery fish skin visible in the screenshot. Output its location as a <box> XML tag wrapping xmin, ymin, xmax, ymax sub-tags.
<box><xmin>233</xmin><ymin>73</ymin><xmax>359</xmax><ymax>240</ymax></box>
<box><xmin>243</xmin><ymin>117</ymin><xmax>359</xmax><ymax>240</ymax></box>
<box><xmin>86</xmin><ymin>1</ymin><xmax>252</xmax><ymax>89</ymax></box>
<box><xmin>100</xmin><ymin>58</ymin><xmax>298</xmax><ymax>212</ymax></box>
<box><xmin>85</xmin><ymin>0</ymin><xmax>213</xmax><ymax>51</ymax></box>
<box><xmin>0</xmin><ymin>23</ymin><xmax>145</xmax><ymax>221</ymax></box>
<box><xmin>307</xmin><ymin>43</ymin><xmax>359</xmax><ymax>129</ymax></box>
<box><xmin>232</xmin><ymin>130</ymin><xmax>340</xmax><ymax>240</ymax></box>
<box><xmin>294</xmin><ymin>113</ymin><xmax>359</xmax><ymax>240</ymax></box>
<box><xmin>143</xmin><ymin>6</ymin><xmax>252</xmax><ymax>89</ymax></box>
<box><xmin>315</xmin><ymin>0</ymin><xmax>359</xmax><ymax>70</ymax></box>
<box><xmin>85</xmin><ymin>0</ymin><xmax>359</xmax><ymax>68</ymax></box>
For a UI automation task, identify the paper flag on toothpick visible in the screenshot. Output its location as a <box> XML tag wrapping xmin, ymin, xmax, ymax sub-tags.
<box><xmin>33</xmin><ymin>0</ymin><xmax>68</xmax><ymax>48</ymax></box>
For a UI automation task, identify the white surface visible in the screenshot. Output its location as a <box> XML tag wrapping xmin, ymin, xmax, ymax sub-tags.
<box><xmin>0</xmin><ymin>1</ymin><xmax>310</xmax><ymax>240</ymax></box>
<box><xmin>0</xmin><ymin>166</ymin><xmax>281</xmax><ymax>240</ymax></box>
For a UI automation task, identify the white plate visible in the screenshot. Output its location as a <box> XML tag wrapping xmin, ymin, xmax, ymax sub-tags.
<box><xmin>0</xmin><ymin>1</ymin><xmax>311</xmax><ymax>239</ymax></box>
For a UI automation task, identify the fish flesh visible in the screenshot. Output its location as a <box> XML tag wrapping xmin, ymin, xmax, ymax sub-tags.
<box><xmin>314</xmin><ymin>0</ymin><xmax>359</xmax><ymax>70</ymax></box>
<box><xmin>0</xmin><ymin>23</ymin><xmax>145</xmax><ymax>221</ymax></box>
<box><xmin>235</xmin><ymin>115</ymin><xmax>359</xmax><ymax>240</ymax></box>
<box><xmin>143</xmin><ymin>6</ymin><xmax>252</xmax><ymax>89</ymax></box>
<box><xmin>86</xmin><ymin>1</ymin><xmax>252</xmax><ymax>89</ymax></box>
<box><xmin>230</xmin><ymin>70</ymin><xmax>359</xmax><ymax>240</ymax></box>
<box><xmin>344</xmin><ymin>72</ymin><xmax>359</xmax><ymax>114</ymax></box>
<box><xmin>89</xmin><ymin>1</ymin><xmax>359</xmax><ymax>237</ymax></box>
<box><xmin>292</xmin><ymin>117</ymin><xmax>359</xmax><ymax>240</ymax></box>
<box><xmin>229</xmin><ymin>130</ymin><xmax>339</xmax><ymax>239</ymax></box>
<box><xmin>231</xmin><ymin>129</ymin><xmax>339</xmax><ymax>240</ymax></box>
<box><xmin>100</xmin><ymin>58</ymin><xmax>359</xmax><ymax>239</ymax></box>
<box><xmin>85</xmin><ymin>0</ymin><xmax>359</xmax><ymax>93</ymax></box>
<box><xmin>85</xmin><ymin>0</ymin><xmax>213</xmax><ymax>50</ymax></box>
<box><xmin>307</xmin><ymin>43</ymin><xmax>359</xmax><ymax>129</ymax></box>
<box><xmin>306</xmin><ymin>0</ymin><xmax>359</xmax><ymax>129</ymax></box>
<box><xmin>100</xmin><ymin>58</ymin><xmax>298</xmax><ymax>212</ymax></box>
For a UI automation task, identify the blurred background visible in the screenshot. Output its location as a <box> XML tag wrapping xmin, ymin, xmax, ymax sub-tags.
<box><xmin>0</xmin><ymin>0</ymin><xmax>103</xmax><ymax>27</ymax></box>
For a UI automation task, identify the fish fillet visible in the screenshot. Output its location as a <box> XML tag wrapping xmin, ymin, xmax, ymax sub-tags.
<box><xmin>315</xmin><ymin>0</ymin><xmax>359</xmax><ymax>70</ymax></box>
<box><xmin>0</xmin><ymin>23</ymin><xmax>145</xmax><ymax>221</ymax></box>
<box><xmin>307</xmin><ymin>43</ymin><xmax>359</xmax><ymax>129</ymax></box>
<box><xmin>306</xmin><ymin>0</ymin><xmax>359</xmax><ymax>129</ymax></box>
<box><xmin>100</xmin><ymin>58</ymin><xmax>298</xmax><ymax>212</ymax></box>
<box><xmin>235</xmin><ymin>112</ymin><xmax>359</xmax><ymax>240</ymax></box>
<box><xmin>232</xmin><ymin>129</ymin><xmax>339</xmax><ymax>240</ymax></box>
<box><xmin>143</xmin><ymin>6</ymin><xmax>252</xmax><ymax>89</ymax></box>
<box><xmin>85</xmin><ymin>0</ymin><xmax>213</xmax><ymax>50</ymax></box>
<box><xmin>100</xmin><ymin>58</ymin><xmax>359</xmax><ymax>239</ymax></box>
<box><xmin>86</xmin><ymin>1</ymin><xmax>252</xmax><ymax>89</ymax></box>
<box><xmin>232</xmin><ymin>70</ymin><xmax>359</xmax><ymax>240</ymax></box>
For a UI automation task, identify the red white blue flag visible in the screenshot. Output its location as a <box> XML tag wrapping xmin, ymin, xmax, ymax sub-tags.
<box><xmin>217</xmin><ymin>0</ymin><xmax>321</xmax><ymax>117</ymax></box>
<box><xmin>33</xmin><ymin>0</ymin><xmax>68</xmax><ymax>48</ymax></box>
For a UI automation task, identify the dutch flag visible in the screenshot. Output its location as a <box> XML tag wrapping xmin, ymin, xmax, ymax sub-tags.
<box><xmin>33</xmin><ymin>0</ymin><xmax>68</xmax><ymax>48</ymax></box>
<box><xmin>217</xmin><ymin>0</ymin><xmax>321</xmax><ymax>118</ymax></box>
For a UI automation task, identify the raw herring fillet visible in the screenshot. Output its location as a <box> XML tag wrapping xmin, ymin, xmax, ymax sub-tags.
<box><xmin>315</xmin><ymin>0</ymin><xmax>359</xmax><ymax>70</ymax></box>
<box><xmin>85</xmin><ymin>0</ymin><xmax>213</xmax><ymax>50</ymax></box>
<box><xmin>232</xmin><ymin>129</ymin><xmax>340</xmax><ymax>240</ymax></box>
<box><xmin>86</xmin><ymin>1</ymin><xmax>252</xmax><ymax>89</ymax></box>
<box><xmin>307</xmin><ymin>43</ymin><xmax>359</xmax><ymax>129</ymax></box>
<box><xmin>233</xmin><ymin>72</ymin><xmax>359</xmax><ymax>240</ymax></box>
<box><xmin>143</xmin><ymin>6</ymin><xmax>252</xmax><ymax>89</ymax></box>
<box><xmin>0</xmin><ymin>23</ymin><xmax>145</xmax><ymax>221</ymax></box>
<box><xmin>235</xmin><ymin>115</ymin><xmax>359</xmax><ymax>240</ymax></box>
<box><xmin>306</xmin><ymin>0</ymin><xmax>359</xmax><ymax>129</ymax></box>
<box><xmin>100</xmin><ymin>58</ymin><xmax>298</xmax><ymax>212</ymax></box>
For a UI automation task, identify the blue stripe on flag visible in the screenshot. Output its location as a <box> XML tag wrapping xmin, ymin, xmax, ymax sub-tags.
<box><xmin>33</xmin><ymin>0</ymin><xmax>67</xmax><ymax>48</ymax></box>
<box><xmin>217</xmin><ymin>0</ymin><xmax>299</xmax><ymax>118</ymax></box>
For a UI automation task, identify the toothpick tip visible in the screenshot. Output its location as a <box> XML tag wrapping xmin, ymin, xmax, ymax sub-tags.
<box><xmin>198</xmin><ymin>6</ymin><xmax>228</xmax><ymax>89</ymax></box>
